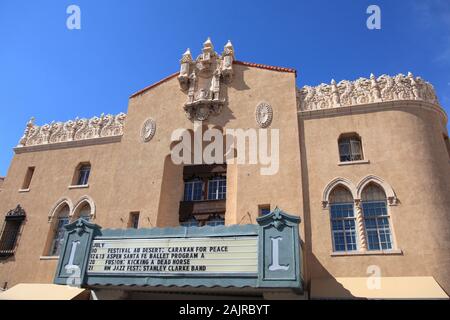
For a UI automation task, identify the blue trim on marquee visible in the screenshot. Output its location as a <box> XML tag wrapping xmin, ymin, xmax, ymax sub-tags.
<box><xmin>98</xmin><ymin>224</ymin><xmax>258</xmax><ymax>239</ymax></box>
<box><xmin>54</xmin><ymin>208</ymin><xmax>303</xmax><ymax>291</ymax></box>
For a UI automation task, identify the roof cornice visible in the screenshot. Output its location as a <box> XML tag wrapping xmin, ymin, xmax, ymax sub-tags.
<box><xmin>129</xmin><ymin>60</ymin><xmax>297</xmax><ymax>99</ymax></box>
<box><xmin>298</xmin><ymin>99</ymin><xmax>447</xmax><ymax>125</ymax></box>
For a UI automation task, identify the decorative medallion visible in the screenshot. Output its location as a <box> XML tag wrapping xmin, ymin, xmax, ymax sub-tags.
<box><xmin>255</xmin><ymin>102</ymin><xmax>273</xmax><ymax>128</ymax></box>
<box><xmin>141</xmin><ymin>118</ymin><xmax>156</xmax><ymax>142</ymax></box>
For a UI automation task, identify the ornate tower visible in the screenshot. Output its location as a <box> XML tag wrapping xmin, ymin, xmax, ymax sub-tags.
<box><xmin>177</xmin><ymin>38</ymin><xmax>235</xmax><ymax>121</ymax></box>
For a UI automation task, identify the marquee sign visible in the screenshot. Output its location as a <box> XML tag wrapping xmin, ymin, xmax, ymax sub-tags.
<box><xmin>54</xmin><ymin>208</ymin><xmax>302</xmax><ymax>290</ymax></box>
<box><xmin>87</xmin><ymin>237</ymin><xmax>258</xmax><ymax>275</ymax></box>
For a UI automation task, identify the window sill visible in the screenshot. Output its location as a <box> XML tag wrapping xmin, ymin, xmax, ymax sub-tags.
<box><xmin>39</xmin><ymin>256</ymin><xmax>59</xmax><ymax>260</ymax></box>
<box><xmin>68</xmin><ymin>184</ymin><xmax>89</xmax><ymax>190</ymax></box>
<box><xmin>331</xmin><ymin>249</ymin><xmax>403</xmax><ymax>257</ymax></box>
<box><xmin>181</xmin><ymin>199</ymin><xmax>226</xmax><ymax>203</ymax></box>
<box><xmin>18</xmin><ymin>188</ymin><xmax>30</xmax><ymax>193</ymax></box>
<box><xmin>338</xmin><ymin>160</ymin><xmax>370</xmax><ymax>166</ymax></box>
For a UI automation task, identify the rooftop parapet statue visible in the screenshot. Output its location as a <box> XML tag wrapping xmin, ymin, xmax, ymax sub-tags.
<box><xmin>177</xmin><ymin>38</ymin><xmax>235</xmax><ymax>121</ymax></box>
<box><xmin>297</xmin><ymin>72</ymin><xmax>440</xmax><ymax>112</ymax></box>
<box><xmin>17</xmin><ymin>112</ymin><xmax>127</xmax><ymax>148</ymax></box>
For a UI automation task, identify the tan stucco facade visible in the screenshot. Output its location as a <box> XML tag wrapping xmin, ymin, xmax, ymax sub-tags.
<box><xmin>300</xmin><ymin>103</ymin><xmax>450</xmax><ymax>296</ymax></box>
<box><xmin>0</xmin><ymin>40</ymin><xmax>449</xmax><ymax>299</ymax></box>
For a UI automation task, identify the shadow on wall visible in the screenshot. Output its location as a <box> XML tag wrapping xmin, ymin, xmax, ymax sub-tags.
<box><xmin>297</xmin><ymin>117</ymin><xmax>356</xmax><ymax>299</ymax></box>
<box><xmin>229</xmin><ymin>65</ymin><xmax>251</xmax><ymax>92</ymax></box>
<box><xmin>307</xmin><ymin>253</ymin><xmax>356</xmax><ymax>300</ymax></box>
<box><xmin>156</xmin><ymin>155</ymin><xmax>184</xmax><ymax>228</ymax></box>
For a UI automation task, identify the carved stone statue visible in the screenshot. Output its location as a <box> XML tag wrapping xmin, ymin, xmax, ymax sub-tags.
<box><xmin>177</xmin><ymin>38</ymin><xmax>235</xmax><ymax>121</ymax></box>
<box><xmin>298</xmin><ymin>73</ymin><xmax>441</xmax><ymax>112</ymax></box>
<box><xmin>16</xmin><ymin>112</ymin><xmax>127</xmax><ymax>148</ymax></box>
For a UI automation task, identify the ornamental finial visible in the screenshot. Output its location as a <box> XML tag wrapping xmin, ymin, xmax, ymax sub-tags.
<box><xmin>181</xmin><ymin>48</ymin><xmax>192</xmax><ymax>63</ymax></box>
<box><xmin>203</xmin><ymin>37</ymin><xmax>214</xmax><ymax>52</ymax></box>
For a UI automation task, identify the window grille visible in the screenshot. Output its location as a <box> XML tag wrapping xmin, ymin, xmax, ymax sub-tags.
<box><xmin>77</xmin><ymin>165</ymin><xmax>91</xmax><ymax>186</ymax></box>
<box><xmin>181</xmin><ymin>217</ymin><xmax>199</xmax><ymax>227</ymax></box>
<box><xmin>339</xmin><ymin>135</ymin><xmax>363</xmax><ymax>162</ymax></box>
<box><xmin>362</xmin><ymin>184</ymin><xmax>393</xmax><ymax>250</ymax></box>
<box><xmin>49</xmin><ymin>205</ymin><xmax>70</xmax><ymax>256</ymax></box>
<box><xmin>50</xmin><ymin>216</ymin><xmax>70</xmax><ymax>256</ymax></box>
<box><xmin>329</xmin><ymin>187</ymin><xmax>358</xmax><ymax>252</ymax></box>
<box><xmin>207</xmin><ymin>176</ymin><xmax>226</xmax><ymax>200</ymax></box>
<box><xmin>0</xmin><ymin>205</ymin><xmax>26</xmax><ymax>258</ymax></box>
<box><xmin>205</xmin><ymin>215</ymin><xmax>225</xmax><ymax>226</ymax></box>
<box><xmin>183</xmin><ymin>179</ymin><xmax>203</xmax><ymax>201</ymax></box>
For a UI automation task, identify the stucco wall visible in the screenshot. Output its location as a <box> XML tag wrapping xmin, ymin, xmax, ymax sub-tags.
<box><xmin>0</xmin><ymin>142</ymin><xmax>123</xmax><ymax>286</ymax></box>
<box><xmin>119</xmin><ymin>64</ymin><xmax>302</xmax><ymax>228</ymax></box>
<box><xmin>1</xmin><ymin>61</ymin><xmax>449</xmax><ymax>296</ymax></box>
<box><xmin>299</xmin><ymin>103</ymin><xmax>450</xmax><ymax>294</ymax></box>
<box><xmin>0</xmin><ymin>64</ymin><xmax>303</xmax><ymax>288</ymax></box>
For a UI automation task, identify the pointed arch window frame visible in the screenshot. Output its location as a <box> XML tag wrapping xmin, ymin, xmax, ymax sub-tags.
<box><xmin>44</xmin><ymin>196</ymin><xmax>96</xmax><ymax>258</ymax></box>
<box><xmin>328</xmin><ymin>186</ymin><xmax>359</xmax><ymax>252</ymax></box>
<box><xmin>359</xmin><ymin>182</ymin><xmax>395</xmax><ymax>251</ymax></box>
<box><xmin>323</xmin><ymin>175</ymin><xmax>400</xmax><ymax>255</ymax></box>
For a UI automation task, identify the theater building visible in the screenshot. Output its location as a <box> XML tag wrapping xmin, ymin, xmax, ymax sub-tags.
<box><xmin>0</xmin><ymin>39</ymin><xmax>449</xmax><ymax>300</ymax></box>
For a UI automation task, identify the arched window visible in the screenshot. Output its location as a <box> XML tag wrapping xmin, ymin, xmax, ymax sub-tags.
<box><xmin>362</xmin><ymin>183</ymin><xmax>393</xmax><ymax>250</ymax></box>
<box><xmin>73</xmin><ymin>203</ymin><xmax>91</xmax><ymax>222</ymax></box>
<box><xmin>72</xmin><ymin>163</ymin><xmax>91</xmax><ymax>186</ymax></box>
<box><xmin>207</xmin><ymin>176</ymin><xmax>226</xmax><ymax>200</ymax></box>
<box><xmin>49</xmin><ymin>204</ymin><xmax>70</xmax><ymax>256</ymax></box>
<box><xmin>329</xmin><ymin>186</ymin><xmax>358</xmax><ymax>252</ymax></box>
<box><xmin>338</xmin><ymin>133</ymin><xmax>363</xmax><ymax>162</ymax></box>
<box><xmin>183</xmin><ymin>178</ymin><xmax>203</xmax><ymax>201</ymax></box>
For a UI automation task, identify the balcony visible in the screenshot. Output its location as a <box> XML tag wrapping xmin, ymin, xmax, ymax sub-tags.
<box><xmin>179</xmin><ymin>199</ymin><xmax>226</xmax><ymax>221</ymax></box>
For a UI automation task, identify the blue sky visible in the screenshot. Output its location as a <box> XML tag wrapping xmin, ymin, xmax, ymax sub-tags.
<box><xmin>0</xmin><ymin>0</ymin><xmax>449</xmax><ymax>176</ymax></box>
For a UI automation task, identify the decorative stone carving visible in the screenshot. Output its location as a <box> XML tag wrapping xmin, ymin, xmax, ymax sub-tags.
<box><xmin>178</xmin><ymin>38</ymin><xmax>235</xmax><ymax>121</ymax></box>
<box><xmin>141</xmin><ymin>118</ymin><xmax>156</xmax><ymax>142</ymax></box>
<box><xmin>17</xmin><ymin>112</ymin><xmax>127</xmax><ymax>148</ymax></box>
<box><xmin>298</xmin><ymin>73</ymin><xmax>440</xmax><ymax>111</ymax></box>
<box><xmin>6</xmin><ymin>205</ymin><xmax>26</xmax><ymax>219</ymax></box>
<box><xmin>255</xmin><ymin>102</ymin><xmax>273</xmax><ymax>128</ymax></box>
